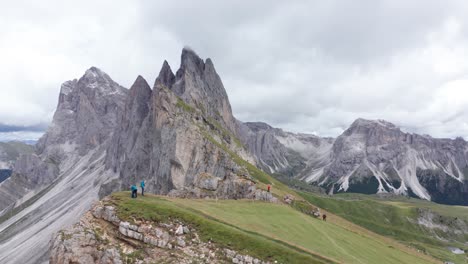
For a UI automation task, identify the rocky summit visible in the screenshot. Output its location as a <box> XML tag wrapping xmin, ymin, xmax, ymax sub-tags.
<box><xmin>0</xmin><ymin>48</ymin><xmax>268</xmax><ymax>264</ymax></box>
<box><xmin>0</xmin><ymin>48</ymin><xmax>467</xmax><ymax>263</ymax></box>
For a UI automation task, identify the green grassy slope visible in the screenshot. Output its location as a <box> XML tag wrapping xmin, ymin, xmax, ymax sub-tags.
<box><xmin>111</xmin><ymin>192</ymin><xmax>436</xmax><ymax>264</ymax></box>
<box><xmin>299</xmin><ymin>192</ymin><xmax>468</xmax><ymax>263</ymax></box>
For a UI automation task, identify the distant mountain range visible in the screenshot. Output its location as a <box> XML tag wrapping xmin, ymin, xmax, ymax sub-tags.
<box><xmin>0</xmin><ymin>48</ymin><xmax>467</xmax><ymax>263</ymax></box>
<box><xmin>244</xmin><ymin>118</ymin><xmax>468</xmax><ymax>205</ymax></box>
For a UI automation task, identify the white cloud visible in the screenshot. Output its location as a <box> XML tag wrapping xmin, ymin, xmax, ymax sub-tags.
<box><xmin>2</xmin><ymin>0</ymin><xmax>468</xmax><ymax>140</ymax></box>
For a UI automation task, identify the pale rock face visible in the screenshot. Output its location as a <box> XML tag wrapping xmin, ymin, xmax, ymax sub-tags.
<box><xmin>104</xmin><ymin>50</ymin><xmax>258</xmax><ymax>199</ymax></box>
<box><xmin>239</xmin><ymin>122</ymin><xmax>334</xmax><ymax>178</ymax></box>
<box><xmin>37</xmin><ymin>67</ymin><xmax>127</xmax><ymax>157</ymax></box>
<box><xmin>172</xmin><ymin>48</ymin><xmax>238</xmax><ymax>134</ymax></box>
<box><xmin>50</xmin><ymin>203</ymin><xmax>271</xmax><ymax>264</ymax></box>
<box><xmin>0</xmin><ymin>67</ymin><xmax>127</xmax><ymax>216</ymax></box>
<box><xmin>0</xmin><ymin>67</ymin><xmax>127</xmax><ymax>264</ymax></box>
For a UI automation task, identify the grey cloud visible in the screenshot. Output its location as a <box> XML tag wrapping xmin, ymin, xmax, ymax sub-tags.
<box><xmin>2</xmin><ymin>0</ymin><xmax>468</xmax><ymax>141</ymax></box>
<box><xmin>0</xmin><ymin>123</ymin><xmax>47</xmax><ymax>133</ymax></box>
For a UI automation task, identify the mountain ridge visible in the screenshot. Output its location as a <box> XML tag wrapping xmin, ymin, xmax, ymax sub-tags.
<box><xmin>249</xmin><ymin>117</ymin><xmax>468</xmax><ymax>205</ymax></box>
<box><xmin>0</xmin><ymin>48</ymin><xmax>467</xmax><ymax>263</ymax></box>
<box><xmin>0</xmin><ymin>48</ymin><xmax>273</xmax><ymax>263</ymax></box>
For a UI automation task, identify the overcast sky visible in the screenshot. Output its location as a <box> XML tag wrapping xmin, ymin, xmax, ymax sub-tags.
<box><xmin>2</xmin><ymin>0</ymin><xmax>468</xmax><ymax>141</ymax></box>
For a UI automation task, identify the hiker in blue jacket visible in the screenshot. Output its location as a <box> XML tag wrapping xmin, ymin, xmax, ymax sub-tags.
<box><xmin>131</xmin><ymin>185</ymin><xmax>138</xmax><ymax>198</ymax></box>
<box><xmin>140</xmin><ymin>180</ymin><xmax>145</xmax><ymax>196</ymax></box>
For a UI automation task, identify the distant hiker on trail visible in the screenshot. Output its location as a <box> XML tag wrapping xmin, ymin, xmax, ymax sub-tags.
<box><xmin>322</xmin><ymin>214</ymin><xmax>327</xmax><ymax>221</ymax></box>
<box><xmin>267</xmin><ymin>184</ymin><xmax>271</xmax><ymax>193</ymax></box>
<box><xmin>140</xmin><ymin>180</ymin><xmax>145</xmax><ymax>196</ymax></box>
<box><xmin>131</xmin><ymin>185</ymin><xmax>138</xmax><ymax>198</ymax></box>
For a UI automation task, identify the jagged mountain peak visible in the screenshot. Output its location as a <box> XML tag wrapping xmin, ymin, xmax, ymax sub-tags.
<box><xmin>82</xmin><ymin>66</ymin><xmax>110</xmax><ymax>82</ymax></box>
<box><xmin>154</xmin><ymin>60</ymin><xmax>175</xmax><ymax>89</ymax></box>
<box><xmin>78</xmin><ymin>66</ymin><xmax>125</xmax><ymax>94</ymax></box>
<box><xmin>131</xmin><ymin>75</ymin><xmax>151</xmax><ymax>92</ymax></box>
<box><xmin>169</xmin><ymin>48</ymin><xmax>236</xmax><ymax>132</ymax></box>
<box><xmin>178</xmin><ymin>47</ymin><xmax>218</xmax><ymax>77</ymax></box>
<box><xmin>179</xmin><ymin>47</ymin><xmax>205</xmax><ymax>74</ymax></box>
<box><xmin>128</xmin><ymin>76</ymin><xmax>152</xmax><ymax>108</ymax></box>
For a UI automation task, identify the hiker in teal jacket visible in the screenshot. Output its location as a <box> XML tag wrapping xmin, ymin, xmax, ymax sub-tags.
<box><xmin>131</xmin><ymin>185</ymin><xmax>137</xmax><ymax>198</ymax></box>
<box><xmin>140</xmin><ymin>180</ymin><xmax>145</xmax><ymax>196</ymax></box>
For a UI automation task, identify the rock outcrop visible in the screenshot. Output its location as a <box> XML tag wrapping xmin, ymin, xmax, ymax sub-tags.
<box><xmin>50</xmin><ymin>202</ymin><xmax>271</xmax><ymax>264</ymax></box>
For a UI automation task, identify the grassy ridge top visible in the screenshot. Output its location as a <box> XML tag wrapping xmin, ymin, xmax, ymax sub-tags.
<box><xmin>110</xmin><ymin>192</ymin><xmax>436</xmax><ymax>264</ymax></box>
<box><xmin>111</xmin><ymin>192</ymin><xmax>331</xmax><ymax>264</ymax></box>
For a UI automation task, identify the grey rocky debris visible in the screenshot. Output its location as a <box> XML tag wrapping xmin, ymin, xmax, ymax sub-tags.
<box><xmin>50</xmin><ymin>202</ymin><xmax>270</xmax><ymax>264</ymax></box>
<box><xmin>283</xmin><ymin>194</ymin><xmax>295</xmax><ymax>204</ymax></box>
<box><xmin>415</xmin><ymin>208</ymin><xmax>468</xmax><ymax>237</ymax></box>
<box><xmin>49</xmin><ymin>223</ymin><xmax>123</xmax><ymax>264</ymax></box>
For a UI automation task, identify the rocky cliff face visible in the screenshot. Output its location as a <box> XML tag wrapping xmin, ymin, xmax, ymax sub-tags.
<box><xmin>103</xmin><ymin>48</ymin><xmax>258</xmax><ymax>199</ymax></box>
<box><xmin>0</xmin><ymin>67</ymin><xmax>127</xmax><ymax>216</ymax></box>
<box><xmin>315</xmin><ymin>119</ymin><xmax>468</xmax><ymax>205</ymax></box>
<box><xmin>0</xmin><ymin>48</ymin><xmax>268</xmax><ymax>263</ymax></box>
<box><xmin>0</xmin><ymin>67</ymin><xmax>128</xmax><ymax>263</ymax></box>
<box><xmin>239</xmin><ymin>122</ymin><xmax>334</xmax><ymax>178</ymax></box>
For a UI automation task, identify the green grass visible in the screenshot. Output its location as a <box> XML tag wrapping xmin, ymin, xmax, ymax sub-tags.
<box><xmin>199</xmin><ymin>127</ymin><xmax>296</xmax><ymax>200</ymax></box>
<box><xmin>299</xmin><ymin>191</ymin><xmax>468</xmax><ymax>263</ymax></box>
<box><xmin>110</xmin><ymin>193</ymin><xmax>435</xmax><ymax>264</ymax></box>
<box><xmin>205</xmin><ymin>116</ymin><xmax>243</xmax><ymax>148</ymax></box>
<box><xmin>176</xmin><ymin>98</ymin><xmax>195</xmax><ymax>113</ymax></box>
<box><xmin>110</xmin><ymin>193</ymin><xmax>331</xmax><ymax>264</ymax></box>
